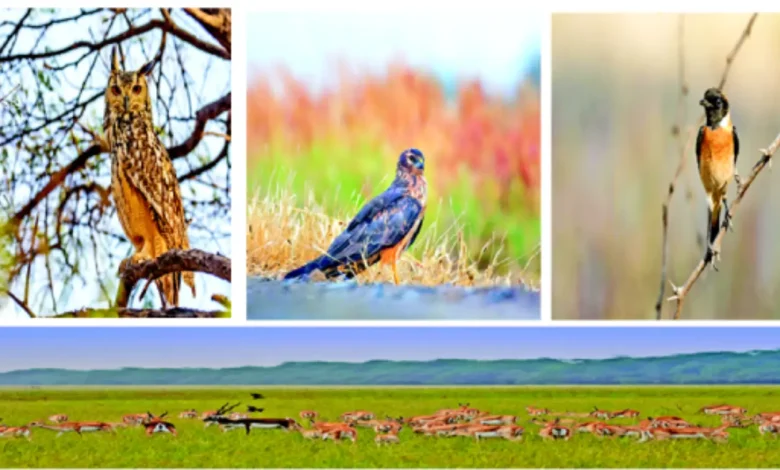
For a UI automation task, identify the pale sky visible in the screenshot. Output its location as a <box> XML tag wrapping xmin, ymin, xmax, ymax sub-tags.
<box><xmin>0</xmin><ymin>327</ymin><xmax>776</xmax><ymax>372</ymax></box>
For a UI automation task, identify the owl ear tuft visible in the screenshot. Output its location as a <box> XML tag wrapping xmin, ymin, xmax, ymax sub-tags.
<box><xmin>138</xmin><ymin>60</ymin><xmax>156</xmax><ymax>77</ymax></box>
<box><xmin>111</xmin><ymin>46</ymin><xmax>121</xmax><ymax>72</ymax></box>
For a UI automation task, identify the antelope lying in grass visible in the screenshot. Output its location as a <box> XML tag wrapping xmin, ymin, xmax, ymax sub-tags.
<box><xmin>752</xmin><ymin>412</ymin><xmax>780</xmax><ymax>424</ymax></box>
<box><xmin>29</xmin><ymin>420</ymin><xmax>114</xmax><ymax>437</ymax></box>
<box><xmin>758</xmin><ymin>420</ymin><xmax>779</xmax><ymax>436</ymax></box>
<box><xmin>122</xmin><ymin>413</ymin><xmax>148</xmax><ymax>426</ymax></box>
<box><xmin>48</xmin><ymin>414</ymin><xmax>68</xmax><ymax>424</ymax></box>
<box><xmin>538</xmin><ymin>418</ymin><xmax>572</xmax><ymax>441</ymax></box>
<box><xmin>299</xmin><ymin>410</ymin><xmax>318</xmax><ymax>421</ymax></box>
<box><xmin>644</xmin><ymin>416</ymin><xmax>691</xmax><ymax>429</ymax></box>
<box><xmin>526</xmin><ymin>406</ymin><xmax>549</xmax><ymax>416</ymax></box>
<box><xmin>464</xmin><ymin>424</ymin><xmax>523</xmax><ymax>441</ymax></box>
<box><xmin>340</xmin><ymin>411</ymin><xmax>374</xmax><ymax>423</ymax></box>
<box><xmin>590</xmin><ymin>407</ymin><xmax>613</xmax><ymax>420</ymax></box>
<box><xmin>0</xmin><ymin>420</ymin><xmax>31</xmax><ymax>440</ymax></box>
<box><xmin>375</xmin><ymin>427</ymin><xmax>401</xmax><ymax>445</ymax></box>
<box><xmin>699</xmin><ymin>404</ymin><xmax>746</xmax><ymax>416</ymax></box>
<box><xmin>323</xmin><ymin>427</ymin><xmax>357</xmax><ymax>443</ymax></box>
<box><xmin>575</xmin><ymin>421</ymin><xmax>608</xmax><ymax>434</ymax></box>
<box><xmin>143</xmin><ymin>412</ymin><xmax>177</xmax><ymax>437</ymax></box>
<box><xmin>610</xmin><ymin>409</ymin><xmax>640</xmax><ymax>419</ymax></box>
<box><xmin>178</xmin><ymin>409</ymin><xmax>198</xmax><ymax>419</ymax></box>
<box><xmin>474</xmin><ymin>414</ymin><xmax>517</xmax><ymax>426</ymax></box>
<box><xmin>638</xmin><ymin>425</ymin><xmax>730</xmax><ymax>443</ymax></box>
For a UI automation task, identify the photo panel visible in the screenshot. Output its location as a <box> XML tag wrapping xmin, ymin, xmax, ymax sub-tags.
<box><xmin>552</xmin><ymin>13</ymin><xmax>780</xmax><ymax>320</ymax></box>
<box><xmin>0</xmin><ymin>8</ymin><xmax>232</xmax><ymax>319</ymax></box>
<box><xmin>245</xmin><ymin>12</ymin><xmax>541</xmax><ymax>320</ymax></box>
<box><xmin>1</xmin><ymin>326</ymin><xmax>778</xmax><ymax>468</ymax></box>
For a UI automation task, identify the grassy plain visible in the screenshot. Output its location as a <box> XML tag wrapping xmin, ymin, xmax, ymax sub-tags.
<box><xmin>1</xmin><ymin>386</ymin><xmax>779</xmax><ymax>468</ymax></box>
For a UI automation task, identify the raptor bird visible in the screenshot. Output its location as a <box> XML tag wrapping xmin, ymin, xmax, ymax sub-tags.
<box><xmin>284</xmin><ymin>148</ymin><xmax>428</xmax><ymax>285</ymax></box>
<box><xmin>104</xmin><ymin>43</ymin><xmax>196</xmax><ymax>306</ymax></box>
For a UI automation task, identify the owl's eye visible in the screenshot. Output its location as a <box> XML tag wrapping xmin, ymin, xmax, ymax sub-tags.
<box><xmin>132</xmin><ymin>85</ymin><xmax>142</xmax><ymax>94</ymax></box>
<box><xmin>111</xmin><ymin>86</ymin><xmax>121</xmax><ymax>96</ymax></box>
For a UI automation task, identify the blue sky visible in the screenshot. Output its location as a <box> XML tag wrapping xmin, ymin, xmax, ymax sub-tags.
<box><xmin>1</xmin><ymin>327</ymin><xmax>777</xmax><ymax>372</ymax></box>
<box><xmin>246</xmin><ymin>12</ymin><xmax>541</xmax><ymax>97</ymax></box>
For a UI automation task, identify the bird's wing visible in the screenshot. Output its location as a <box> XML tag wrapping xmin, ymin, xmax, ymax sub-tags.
<box><xmin>696</xmin><ymin>126</ymin><xmax>705</xmax><ymax>171</ymax></box>
<box><xmin>325</xmin><ymin>190</ymin><xmax>423</xmax><ymax>266</ymax></box>
<box><xmin>733</xmin><ymin>125</ymin><xmax>740</xmax><ymax>165</ymax></box>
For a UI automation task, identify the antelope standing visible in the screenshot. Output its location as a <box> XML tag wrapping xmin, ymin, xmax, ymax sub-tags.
<box><xmin>202</xmin><ymin>403</ymin><xmax>241</xmax><ymax>428</ymax></box>
<box><xmin>29</xmin><ymin>420</ymin><xmax>114</xmax><ymax>437</ymax></box>
<box><xmin>48</xmin><ymin>414</ymin><xmax>68</xmax><ymax>424</ymax></box>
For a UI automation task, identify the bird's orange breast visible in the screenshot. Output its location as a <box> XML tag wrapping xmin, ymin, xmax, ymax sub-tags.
<box><xmin>699</xmin><ymin>126</ymin><xmax>735</xmax><ymax>194</ymax></box>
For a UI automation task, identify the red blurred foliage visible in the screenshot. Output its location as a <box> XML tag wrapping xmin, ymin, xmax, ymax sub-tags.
<box><xmin>247</xmin><ymin>63</ymin><xmax>540</xmax><ymax>206</ymax></box>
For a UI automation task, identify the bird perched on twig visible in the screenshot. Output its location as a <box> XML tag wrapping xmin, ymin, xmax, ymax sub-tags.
<box><xmin>696</xmin><ymin>88</ymin><xmax>740</xmax><ymax>269</ymax></box>
<box><xmin>284</xmin><ymin>148</ymin><xmax>428</xmax><ymax>285</ymax></box>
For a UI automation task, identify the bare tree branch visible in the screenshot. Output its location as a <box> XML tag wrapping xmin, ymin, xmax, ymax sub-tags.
<box><xmin>115</xmin><ymin>248</ymin><xmax>231</xmax><ymax>309</ymax></box>
<box><xmin>667</xmin><ymin>131</ymin><xmax>780</xmax><ymax>319</ymax></box>
<box><xmin>655</xmin><ymin>13</ymin><xmax>758</xmax><ymax>320</ymax></box>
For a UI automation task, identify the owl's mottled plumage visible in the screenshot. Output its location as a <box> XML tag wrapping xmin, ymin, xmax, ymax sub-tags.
<box><xmin>103</xmin><ymin>46</ymin><xmax>195</xmax><ymax>306</ymax></box>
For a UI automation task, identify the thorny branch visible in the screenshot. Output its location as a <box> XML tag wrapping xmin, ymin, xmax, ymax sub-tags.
<box><xmin>0</xmin><ymin>8</ymin><xmax>232</xmax><ymax>316</ymax></box>
<box><xmin>667</xmin><ymin>131</ymin><xmax>780</xmax><ymax>319</ymax></box>
<box><xmin>655</xmin><ymin>13</ymin><xmax>758</xmax><ymax>320</ymax></box>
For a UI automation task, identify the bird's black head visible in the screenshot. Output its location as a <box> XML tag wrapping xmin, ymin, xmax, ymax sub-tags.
<box><xmin>397</xmin><ymin>148</ymin><xmax>425</xmax><ymax>176</ymax></box>
<box><xmin>699</xmin><ymin>88</ymin><xmax>730</xmax><ymax>127</ymax></box>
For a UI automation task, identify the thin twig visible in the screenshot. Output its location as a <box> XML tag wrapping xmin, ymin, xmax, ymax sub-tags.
<box><xmin>668</xmin><ymin>131</ymin><xmax>780</xmax><ymax>319</ymax></box>
<box><xmin>6</xmin><ymin>290</ymin><xmax>36</xmax><ymax>318</ymax></box>
<box><xmin>655</xmin><ymin>13</ymin><xmax>758</xmax><ymax>320</ymax></box>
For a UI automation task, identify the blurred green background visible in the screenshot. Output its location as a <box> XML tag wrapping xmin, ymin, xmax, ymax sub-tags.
<box><xmin>553</xmin><ymin>13</ymin><xmax>780</xmax><ymax>319</ymax></box>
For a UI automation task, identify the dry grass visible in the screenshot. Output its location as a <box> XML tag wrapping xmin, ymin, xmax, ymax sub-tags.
<box><xmin>247</xmin><ymin>183</ymin><xmax>538</xmax><ymax>288</ymax></box>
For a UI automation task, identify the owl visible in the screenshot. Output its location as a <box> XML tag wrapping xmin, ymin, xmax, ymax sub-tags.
<box><xmin>103</xmin><ymin>46</ymin><xmax>195</xmax><ymax>306</ymax></box>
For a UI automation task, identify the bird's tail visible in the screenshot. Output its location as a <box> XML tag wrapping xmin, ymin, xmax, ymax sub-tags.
<box><xmin>709</xmin><ymin>199</ymin><xmax>722</xmax><ymax>246</ymax></box>
<box><xmin>284</xmin><ymin>255</ymin><xmax>333</xmax><ymax>280</ymax></box>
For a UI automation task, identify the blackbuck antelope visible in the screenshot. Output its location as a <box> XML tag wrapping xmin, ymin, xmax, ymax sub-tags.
<box><xmin>474</xmin><ymin>414</ymin><xmax>517</xmax><ymax>426</ymax></box>
<box><xmin>639</xmin><ymin>425</ymin><xmax>730</xmax><ymax>443</ymax></box>
<box><xmin>0</xmin><ymin>420</ymin><xmax>31</xmax><ymax>440</ymax></box>
<box><xmin>205</xmin><ymin>412</ymin><xmax>298</xmax><ymax>435</ymax></box>
<box><xmin>375</xmin><ymin>427</ymin><xmax>401</xmax><ymax>445</ymax></box>
<box><xmin>468</xmin><ymin>424</ymin><xmax>523</xmax><ymax>441</ymax></box>
<box><xmin>699</xmin><ymin>404</ymin><xmax>746</xmax><ymax>416</ymax></box>
<box><xmin>340</xmin><ymin>411</ymin><xmax>374</xmax><ymax>422</ymax></box>
<box><xmin>526</xmin><ymin>406</ymin><xmax>549</xmax><ymax>416</ymax></box>
<box><xmin>758</xmin><ymin>420</ymin><xmax>779</xmax><ymax>436</ymax></box>
<box><xmin>202</xmin><ymin>403</ymin><xmax>241</xmax><ymax>428</ymax></box>
<box><xmin>323</xmin><ymin>427</ymin><xmax>357</xmax><ymax>443</ymax></box>
<box><xmin>178</xmin><ymin>409</ymin><xmax>198</xmax><ymax>419</ymax></box>
<box><xmin>610</xmin><ymin>409</ymin><xmax>640</xmax><ymax>419</ymax></box>
<box><xmin>122</xmin><ymin>413</ymin><xmax>148</xmax><ymax>426</ymax></box>
<box><xmin>752</xmin><ymin>412</ymin><xmax>780</xmax><ymax>423</ymax></box>
<box><xmin>144</xmin><ymin>412</ymin><xmax>177</xmax><ymax>437</ymax></box>
<box><xmin>645</xmin><ymin>416</ymin><xmax>691</xmax><ymax>429</ymax></box>
<box><xmin>48</xmin><ymin>414</ymin><xmax>68</xmax><ymax>424</ymax></box>
<box><xmin>538</xmin><ymin>418</ymin><xmax>572</xmax><ymax>441</ymax></box>
<box><xmin>590</xmin><ymin>407</ymin><xmax>612</xmax><ymax>420</ymax></box>
<box><xmin>575</xmin><ymin>421</ymin><xmax>607</xmax><ymax>434</ymax></box>
<box><xmin>29</xmin><ymin>420</ymin><xmax>114</xmax><ymax>437</ymax></box>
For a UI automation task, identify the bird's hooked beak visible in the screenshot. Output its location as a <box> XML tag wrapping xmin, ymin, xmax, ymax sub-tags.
<box><xmin>413</xmin><ymin>159</ymin><xmax>424</xmax><ymax>171</ymax></box>
<box><xmin>699</xmin><ymin>98</ymin><xmax>711</xmax><ymax>109</ymax></box>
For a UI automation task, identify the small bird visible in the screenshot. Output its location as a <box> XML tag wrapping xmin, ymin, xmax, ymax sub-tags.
<box><xmin>696</xmin><ymin>88</ymin><xmax>740</xmax><ymax>266</ymax></box>
<box><xmin>284</xmin><ymin>148</ymin><xmax>428</xmax><ymax>285</ymax></box>
<box><xmin>250</xmin><ymin>393</ymin><xmax>265</xmax><ymax>400</ymax></box>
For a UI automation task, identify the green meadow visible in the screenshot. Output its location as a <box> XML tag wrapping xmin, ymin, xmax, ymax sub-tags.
<box><xmin>1</xmin><ymin>386</ymin><xmax>778</xmax><ymax>468</ymax></box>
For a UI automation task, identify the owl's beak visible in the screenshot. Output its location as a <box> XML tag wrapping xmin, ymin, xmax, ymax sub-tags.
<box><xmin>123</xmin><ymin>95</ymin><xmax>129</xmax><ymax>112</ymax></box>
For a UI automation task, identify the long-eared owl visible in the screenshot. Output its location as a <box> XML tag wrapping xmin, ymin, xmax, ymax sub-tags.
<box><xmin>103</xmin><ymin>46</ymin><xmax>195</xmax><ymax>306</ymax></box>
